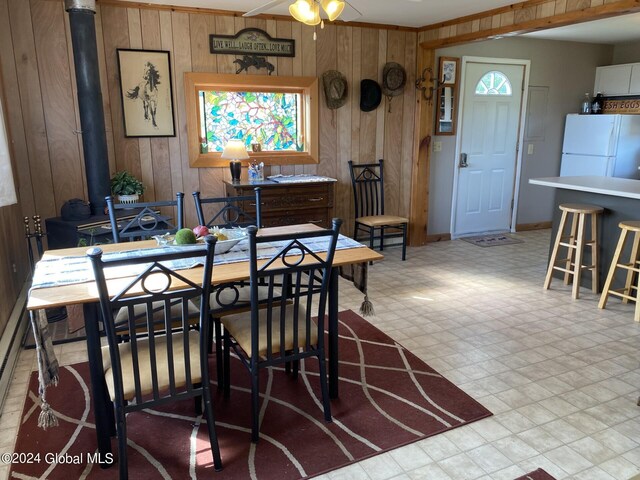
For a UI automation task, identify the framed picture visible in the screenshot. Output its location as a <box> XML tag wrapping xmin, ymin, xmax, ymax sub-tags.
<box><xmin>436</xmin><ymin>57</ymin><xmax>460</xmax><ymax>136</ymax></box>
<box><xmin>117</xmin><ymin>49</ymin><xmax>176</xmax><ymax>137</ymax></box>
<box><xmin>441</xmin><ymin>58</ymin><xmax>457</xmax><ymax>85</ymax></box>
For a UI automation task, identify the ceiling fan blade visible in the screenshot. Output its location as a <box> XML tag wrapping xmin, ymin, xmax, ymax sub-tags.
<box><xmin>243</xmin><ymin>0</ymin><xmax>291</xmax><ymax>17</ymax></box>
<box><xmin>339</xmin><ymin>1</ymin><xmax>363</xmax><ymax>22</ymax></box>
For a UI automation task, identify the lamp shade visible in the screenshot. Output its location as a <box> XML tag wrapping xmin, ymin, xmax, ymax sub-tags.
<box><xmin>289</xmin><ymin>0</ymin><xmax>321</xmax><ymax>26</ymax></box>
<box><xmin>221</xmin><ymin>139</ymin><xmax>249</xmax><ymax>160</ymax></box>
<box><xmin>321</xmin><ymin>0</ymin><xmax>344</xmax><ymax>21</ymax></box>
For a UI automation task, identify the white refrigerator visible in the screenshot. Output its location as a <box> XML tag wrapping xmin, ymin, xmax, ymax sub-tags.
<box><xmin>560</xmin><ymin>114</ymin><xmax>640</xmax><ymax>178</ymax></box>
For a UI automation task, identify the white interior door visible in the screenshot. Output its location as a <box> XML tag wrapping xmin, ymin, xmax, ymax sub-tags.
<box><xmin>453</xmin><ymin>62</ymin><xmax>526</xmax><ymax>237</ymax></box>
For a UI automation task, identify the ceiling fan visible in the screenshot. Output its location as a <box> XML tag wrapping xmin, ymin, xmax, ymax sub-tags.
<box><xmin>243</xmin><ymin>0</ymin><xmax>363</xmax><ymax>25</ymax></box>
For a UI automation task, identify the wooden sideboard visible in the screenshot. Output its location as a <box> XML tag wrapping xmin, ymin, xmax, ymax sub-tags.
<box><xmin>225</xmin><ymin>178</ymin><xmax>336</xmax><ymax>228</ymax></box>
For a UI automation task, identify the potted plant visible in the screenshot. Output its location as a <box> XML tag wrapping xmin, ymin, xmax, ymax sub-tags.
<box><xmin>110</xmin><ymin>171</ymin><xmax>144</xmax><ymax>204</ymax></box>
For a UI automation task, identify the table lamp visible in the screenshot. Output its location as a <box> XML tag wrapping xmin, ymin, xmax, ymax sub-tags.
<box><xmin>221</xmin><ymin>139</ymin><xmax>249</xmax><ymax>183</ymax></box>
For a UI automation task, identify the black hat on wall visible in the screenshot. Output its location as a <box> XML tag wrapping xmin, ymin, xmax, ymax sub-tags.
<box><xmin>360</xmin><ymin>79</ymin><xmax>382</xmax><ymax>112</ymax></box>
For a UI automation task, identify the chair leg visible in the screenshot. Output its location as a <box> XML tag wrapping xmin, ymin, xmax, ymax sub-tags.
<box><xmin>317</xmin><ymin>351</ymin><xmax>332</xmax><ymax>423</ymax></box>
<box><xmin>590</xmin><ymin>212</ymin><xmax>599</xmax><ymax>294</ymax></box>
<box><xmin>368</xmin><ymin>226</ymin><xmax>374</xmax><ymax>250</ymax></box>
<box><xmin>115</xmin><ymin>405</ymin><xmax>128</xmax><ymax>480</ymax></box>
<box><xmin>401</xmin><ymin>223</ymin><xmax>407</xmax><ymax>261</ymax></box>
<box><xmin>214</xmin><ymin>318</ymin><xmax>224</xmax><ymax>390</ymax></box>
<box><xmin>194</xmin><ymin>390</ymin><xmax>203</xmax><ymax>416</ymax></box>
<box><xmin>623</xmin><ymin>231</ymin><xmax>640</xmax><ymax>304</ymax></box>
<box><xmin>292</xmin><ymin>359</ymin><xmax>299</xmax><ymax>379</ymax></box>
<box><xmin>251</xmin><ymin>366</ymin><xmax>260</xmax><ymax>443</ymax></box>
<box><xmin>380</xmin><ymin>227</ymin><xmax>384</xmax><ymax>251</ymax></box>
<box><xmin>223</xmin><ymin>331</ymin><xmax>231</xmax><ymax>398</ymax></box>
<box><xmin>564</xmin><ymin>212</ymin><xmax>579</xmax><ymax>285</ymax></box>
<box><xmin>202</xmin><ymin>382</ymin><xmax>223</xmax><ymax>471</ymax></box>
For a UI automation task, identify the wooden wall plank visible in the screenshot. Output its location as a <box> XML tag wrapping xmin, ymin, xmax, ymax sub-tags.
<box><xmin>375</xmin><ymin>29</ymin><xmax>387</xmax><ymax>161</ymax></box>
<box><xmin>358</xmin><ymin>28</ymin><xmax>377</xmax><ymax>165</ymax></box>
<box><xmin>336</xmin><ymin>26</ymin><xmax>352</xmax><ymax>234</ymax></box>
<box><xmin>101</xmin><ymin>5</ymin><xmax>141</xmax><ymax>179</ymax></box>
<box><xmin>141</xmin><ymin>8</ymin><xmax>172</xmax><ymax>204</ymax></box>
<box><xmin>0</xmin><ymin>0</ymin><xmax>35</xmax><ymax>219</ymax></box>
<box><xmin>382</xmin><ymin>30</ymin><xmax>404</xmax><ymax>217</ymax></box>
<box><xmin>316</xmin><ymin>24</ymin><xmax>337</xmax><ymax>181</ymax></box>
<box><xmin>171</xmin><ymin>11</ymin><xmax>199</xmax><ymax>227</ymax></box>
<box><xmin>349</xmin><ymin>26</ymin><xmax>361</xmax><ymax>210</ymax></box>
<box><xmin>300</xmin><ymin>24</ymin><xmax>316</xmax><ymax>175</ymax></box>
<box><xmin>8</xmin><ymin>0</ymin><xmax>56</xmax><ymax>219</ymax></box>
<box><xmin>400</xmin><ymin>31</ymin><xmax>417</xmax><ymax>218</ymax></box>
<box><xmin>95</xmin><ymin>5</ymin><xmax>118</xmax><ymax>178</ymax></box>
<box><xmin>32</xmin><ymin>0</ymin><xmax>85</xmax><ymax>213</ymax></box>
<box><xmin>159</xmin><ymin>10</ymin><xmax>184</xmax><ymax>204</ymax></box>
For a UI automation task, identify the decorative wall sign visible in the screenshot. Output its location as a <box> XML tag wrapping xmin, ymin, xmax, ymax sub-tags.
<box><xmin>117</xmin><ymin>49</ymin><xmax>175</xmax><ymax>137</ymax></box>
<box><xmin>210</xmin><ymin>28</ymin><xmax>295</xmax><ymax>58</ymax></box>
<box><xmin>435</xmin><ymin>57</ymin><xmax>460</xmax><ymax>135</ymax></box>
<box><xmin>603</xmin><ymin>98</ymin><xmax>640</xmax><ymax>114</ymax></box>
<box><xmin>234</xmin><ymin>55</ymin><xmax>275</xmax><ymax>75</ymax></box>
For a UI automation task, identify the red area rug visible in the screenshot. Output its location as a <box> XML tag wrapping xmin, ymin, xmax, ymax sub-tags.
<box><xmin>515</xmin><ymin>468</ymin><xmax>557</xmax><ymax>480</ymax></box>
<box><xmin>11</xmin><ymin>310</ymin><xmax>492</xmax><ymax>479</ymax></box>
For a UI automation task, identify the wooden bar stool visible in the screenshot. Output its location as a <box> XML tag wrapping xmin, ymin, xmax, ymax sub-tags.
<box><xmin>598</xmin><ymin>221</ymin><xmax>640</xmax><ymax>322</ymax></box>
<box><xmin>544</xmin><ymin>203</ymin><xmax>603</xmax><ymax>299</ymax></box>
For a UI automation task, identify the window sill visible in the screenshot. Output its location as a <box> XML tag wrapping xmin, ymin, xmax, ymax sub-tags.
<box><xmin>189</xmin><ymin>151</ymin><xmax>317</xmax><ymax>168</ymax></box>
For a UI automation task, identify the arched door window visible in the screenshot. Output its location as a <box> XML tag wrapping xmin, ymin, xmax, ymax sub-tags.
<box><xmin>475</xmin><ymin>71</ymin><xmax>512</xmax><ymax>96</ymax></box>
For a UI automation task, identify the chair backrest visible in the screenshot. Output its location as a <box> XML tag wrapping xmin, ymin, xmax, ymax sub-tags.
<box><xmin>192</xmin><ymin>188</ymin><xmax>262</xmax><ymax>229</ymax></box>
<box><xmin>348</xmin><ymin>160</ymin><xmax>386</xmax><ymax>218</ymax></box>
<box><xmin>87</xmin><ymin>236</ymin><xmax>216</xmax><ymax>407</ymax></box>
<box><xmin>106</xmin><ymin>193</ymin><xmax>185</xmax><ymax>243</ymax></box>
<box><xmin>246</xmin><ymin>219</ymin><xmax>342</xmax><ymax>362</ymax></box>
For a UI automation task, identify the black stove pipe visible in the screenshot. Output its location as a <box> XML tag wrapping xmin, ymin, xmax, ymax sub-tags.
<box><xmin>65</xmin><ymin>0</ymin><xmax>110</xmax><ymax>215</ymax></box>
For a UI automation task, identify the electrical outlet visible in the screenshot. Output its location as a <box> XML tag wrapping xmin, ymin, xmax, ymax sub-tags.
<box><xmin>433</xmin><ymin>141</ymin><xmax>442</xmax><ymax>152</ymax></box>
<box><xmin>527</xmin><ymin>144</ymin><xmax>534</xmax><ymax>155</ymax></box>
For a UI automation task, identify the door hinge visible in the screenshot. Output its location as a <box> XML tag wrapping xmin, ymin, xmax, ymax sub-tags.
<box><xmin>511</xmin><ymin>199</ymin><xmax>515</xmax><ymax>210</ymax></box>
<box><xmin>516</xmin><ymin>141</ymin><xmax>519</xmax><ymax>152</ymax></box>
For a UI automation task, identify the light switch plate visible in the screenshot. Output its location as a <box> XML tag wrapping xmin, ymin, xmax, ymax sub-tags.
<box><xmin>433</xmin><ymin>141</ymin><xmax>442</xmax><ymax>152</ymax></box>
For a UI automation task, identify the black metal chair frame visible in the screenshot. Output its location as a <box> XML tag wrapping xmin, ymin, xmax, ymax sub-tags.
<box><xmin>88</xmin><ymin>236</ymin><xmax>222</xmax><ymax>478</ymax></box>
<box><xmin>193</xmin><ymin>188</ymin><xmax>262</xmax><ymax>229</ymax></box>
<box><xmin>222</xmin><ymin>219</ymin><xmax>342</xmax><ymax>442</ymax></box>
<box><xmin>348</xmin><ymin>159</ymin><xmax>407</xmax><ymax>260</ymax></box>
<box><xmin>193</xmin><ymin>188</ymin><xmax>264</xmax><ymax>388</ymax></box>
<box><xmin>106</xmin><ymin>193</ymin><xmax>185</xmax><ymax>242</ymax></box>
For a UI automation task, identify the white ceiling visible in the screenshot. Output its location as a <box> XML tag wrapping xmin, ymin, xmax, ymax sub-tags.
<box><xmin>116</xmin><ymin>0</ymin><xmax>519</xmax><ymax>28</ymax></box>
<box><xmin>524</xmin><ymin>12</ymin><xmax>640</xmax><ymax>44</ymax></box>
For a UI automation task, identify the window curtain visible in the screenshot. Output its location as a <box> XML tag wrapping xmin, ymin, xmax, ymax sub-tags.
<box><xmin>0</xmin><ymin>96</ymin><xmax>17</xmax><ymax>207</ymax></box>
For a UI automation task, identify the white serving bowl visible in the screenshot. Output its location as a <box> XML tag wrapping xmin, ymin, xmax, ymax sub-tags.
<box><xmin>206</xmin><ymin>227</ymin><xmax>248</xmax><ymax>254</ymax></box>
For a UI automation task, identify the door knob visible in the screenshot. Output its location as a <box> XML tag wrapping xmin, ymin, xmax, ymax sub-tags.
<box><xmin>459</xmin><ymin>153</ymin><xmax>468</xmax><ymax>168</ymax></box>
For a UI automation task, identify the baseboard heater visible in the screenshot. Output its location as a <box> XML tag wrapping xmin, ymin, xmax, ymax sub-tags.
<box><xmin>0</xmin><ymin>282</ymin><xmax>29</xmax><ymax>413</ymax></box>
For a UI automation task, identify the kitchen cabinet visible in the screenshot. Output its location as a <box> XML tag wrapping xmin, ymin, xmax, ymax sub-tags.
<box><xmin>225</xmin><ymin>179</ymin><xmax>335</xmax><ymax>228</ymax></box>
<box><xmin>594</xmin><ymin>62</ymin><xmax>640</xmax><ymax>96</ymax></box>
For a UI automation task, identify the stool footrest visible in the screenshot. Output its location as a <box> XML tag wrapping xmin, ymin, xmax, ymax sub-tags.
<box><xmin>608</xmin><ymin>289</ymin><xmax>638</xmax><ymax>302</ymax></box>
<box><xmin>616</xmin><ymin>263</ymin><xmax>640</xmax><ymax>273</ymax></box>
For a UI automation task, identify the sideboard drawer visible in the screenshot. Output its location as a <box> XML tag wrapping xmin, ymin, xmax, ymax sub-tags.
<box><xmin>225</xmin><ymin>180</ymin><xmax>335</xmax><ymax>229</ymax></box>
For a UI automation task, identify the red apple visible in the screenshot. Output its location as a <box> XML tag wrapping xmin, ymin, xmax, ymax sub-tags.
<box><xmin>192</xmin><ymin>225</ymin><xmax>209</xmax><ymax>237</ymax></box>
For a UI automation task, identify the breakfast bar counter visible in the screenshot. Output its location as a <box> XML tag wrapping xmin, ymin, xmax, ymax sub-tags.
<box><xmin>529</xmin><ymin>176</ymin><xmax>640</xmax><ymax>289</ymax></box>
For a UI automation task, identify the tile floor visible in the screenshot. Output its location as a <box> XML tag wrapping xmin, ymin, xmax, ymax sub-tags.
<box><xmin>1</xmin><ymin>229</ymin><xmax>640</xmax><ymax>480</ymax></box>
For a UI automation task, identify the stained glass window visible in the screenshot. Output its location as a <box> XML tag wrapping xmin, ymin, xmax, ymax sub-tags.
<box><xmin>200</xmin><ymin>90</ymin><xmax>303</xmax><ymax>152</ymax></box>
<box><xmin>475</xmin><ymin>71</ymin><xmax>512</xmax><ymax>96</ymax></box>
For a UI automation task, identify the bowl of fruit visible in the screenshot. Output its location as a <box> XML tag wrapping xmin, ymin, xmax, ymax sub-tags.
<box><xmin>191</xmin><ymin>225</ymin><xmax>247</xmax><ymax>254</ymax></box>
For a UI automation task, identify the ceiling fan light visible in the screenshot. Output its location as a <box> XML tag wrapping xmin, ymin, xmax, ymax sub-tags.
<box><xmin>320</xmin><ymin>0</ymin><xmax>344</xmax><ymax>21</ymax></box>
<box><xmin>289</xmin><ymin>0</ymin><xmax>321</xmax><ymax>26</ymax></box>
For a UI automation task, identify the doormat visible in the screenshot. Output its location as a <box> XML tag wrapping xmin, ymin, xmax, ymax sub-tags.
<box><xmin>461</xmin><ymin>234</ymin><xmax>524</xmax><ymax>247</ymax></box>
<box><xmin>11</xmin><ymin>310</ymin><xmax>492</xmax><ymax>480</ymax></box>
<box><xmin>514</xmin><ymin>468</ymin><xmax>556</xmax><ymax>480</ymax></box>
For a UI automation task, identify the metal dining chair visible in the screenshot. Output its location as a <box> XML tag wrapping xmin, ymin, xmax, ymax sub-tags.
<box><xmin>193</xmin><ymin>188</ymin><xmax>266</xmax><ymax>388</ymax></box>
<box><xmin>106</xmin><ymin>193</ymin><xmax>185</xmax><ymax>242</ymax></box>
<box><xmin>87</xmin><ymin>236</ymin><xmax>222</xmax><ymax>479</ymax></box>
<box><xmin>220</xmin><ymin>219</ymin><xmax>342</xmax><ymax>442</ymax></box>
<box><xmin>348</xmin><ymin>160</ymin><xmax>408</xmax><ymax>260</ymax></box>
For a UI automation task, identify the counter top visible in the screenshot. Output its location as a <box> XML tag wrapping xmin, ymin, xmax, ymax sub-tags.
<box><xmin>529</xmin><ymin>176</ymin><xmax>640</xmax><ymax>200</ymax></box>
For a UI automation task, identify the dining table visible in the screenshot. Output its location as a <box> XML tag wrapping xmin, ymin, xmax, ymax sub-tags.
<box><xmin>26</xmin><ymin>223</ymin><xmax>383</xmax><ymax>461</ymax></box>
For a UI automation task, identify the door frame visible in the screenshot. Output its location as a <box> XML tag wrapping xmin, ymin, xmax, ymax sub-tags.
<box><xmin>450</xmin><ymin>56</ymin><xmax>531</xmax><ymax>238</ymax></box>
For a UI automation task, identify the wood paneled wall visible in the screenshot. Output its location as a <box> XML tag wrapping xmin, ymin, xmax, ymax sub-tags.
<box><xmin>418</xmin><ymin>0</ymin><xmax>640</xmax><ymax>48</ymax></box>
<box><xmin>0</xmin><ymin>0</ymin><xmax>417</xmax><ymax>234</ymax></box>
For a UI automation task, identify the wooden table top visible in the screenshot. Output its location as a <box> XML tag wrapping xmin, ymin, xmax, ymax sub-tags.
<box><xmin>27</xmin><ymin>224</ymin><xmax>383</xmax><ymax>310</ymax></box>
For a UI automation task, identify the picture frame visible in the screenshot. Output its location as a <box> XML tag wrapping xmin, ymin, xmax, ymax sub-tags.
<box><xmin>435</xmin><ymin>57</ymin><xmax>460</xmax><ymax>136</ymax></box>
<box><xmin>117</xmin><ymin>49</ymin><xmax>176</xmax><ymax>137</ymax></box>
